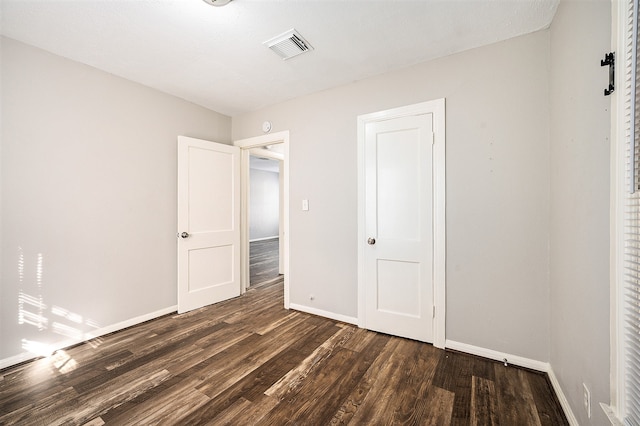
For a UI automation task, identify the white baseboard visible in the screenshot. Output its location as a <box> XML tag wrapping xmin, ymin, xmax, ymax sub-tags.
<box><xmin>249</xmin><ymin>236</ymin><xmax>279</xmax><ymax>242</ymax></box>
<box><xmin>288</xmin><ymin>303</ymin><xmax>358</xmax><ymax>325</ymax></box>
<box><xmin>445</xmin><ymin>339</ymin><xmax>549</xmax><ymax>372</ymax></box>
<box><xmin>601</xmin><ymin>403</ymin><xmax>624</xmax><ymax>426</ymax></box>
<box><xmin>0</xmin><ymin>352</ymin><xmax>36</xmax><ymax>370</ymax></box>
<box><xmin>0</xmin><ymin>305</ymin><xmax>177</xmax><ymax>370</ymax></box>
<box><xmin>548</xmin><ymin>367</ymin><xmax>579</xmax><ymax>426</ymax></box>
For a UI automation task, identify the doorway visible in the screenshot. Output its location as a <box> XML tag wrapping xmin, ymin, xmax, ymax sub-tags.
<box><xmin>234</xmin><ymin>131</ymin><xmax>291</xmax><ymax>308</ymax></box>
<box><xmin>248</xmin><ymin>150</ymin><xmax>283</xmax><ymax>287</ymax></box>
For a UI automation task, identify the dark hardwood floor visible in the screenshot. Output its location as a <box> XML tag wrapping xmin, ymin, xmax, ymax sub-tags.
<box><xmin>250</xmin><ymin>238</ymin><xmax>281</xmax><ymax>286</ymax></box>
<box><xmin>0</xmin><ymin>278</ymin><xmax>567</xmax><ymax>425</ymax></box>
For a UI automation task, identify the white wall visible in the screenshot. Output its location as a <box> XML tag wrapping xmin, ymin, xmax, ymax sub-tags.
<box><xmin>549</xmin><ymin>1</ymin><xmax>611</xmax><ymax>425</ymax></box>
<box><xmin>233</xmin><ymin>31</ymin><xmax>551</xmax><ymax>362</ymax></box>
<box><xmin>0</xmin><ymin>37</ymin><xmax>231</xmax><ymax>361</ymax></box>
<box><xmin>250</xmin><ymin>167</ymin><xmax>280</xmax><ymax>241</ymax></box>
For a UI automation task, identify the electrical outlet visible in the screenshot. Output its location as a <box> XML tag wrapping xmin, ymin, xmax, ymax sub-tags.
<box><xmin>583</xmin><ymin>383</ymin><xmax>591</xmax><ymax>418</ymax></box>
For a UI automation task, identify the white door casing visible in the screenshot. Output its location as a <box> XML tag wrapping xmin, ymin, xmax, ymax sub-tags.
<box><xmin>357</xmin><ymin>99</ymin><xmax>446</xmax><ymax>348</ymax></box>
<box><xmin>235</xmin><ymin>131</ymin><xmax>291</xmax><ymax>308</ymax></box>
<box><xmin>278</xmin><ymin>160</ymin><xmax>285</xmax><ymax>275</ymax></box>
<box><xmin>177</xmin><ymin>136</ymin><xmax>241</xmax><ymax>314</ymax></box>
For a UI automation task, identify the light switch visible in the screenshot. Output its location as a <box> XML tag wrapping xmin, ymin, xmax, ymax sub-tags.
<box><xmin>302</xmin><ymin>199</ymin><xmax>309</xmax><ymax>211</ymax></box>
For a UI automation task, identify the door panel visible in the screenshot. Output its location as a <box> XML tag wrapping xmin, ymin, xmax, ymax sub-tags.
<box><xmin>376</xmin><ymin>127</ymin><xmax>422</xmax><ymax>241</ymax></box>
<box><xmin>364</xmin><ymin>114</ymin><xmax>434</xmax><ymax>342</ymax></box>
<box><xmin>188</xmin><ymin>147</ymin><xmax>234</xmax><ymax>232</ymax></box>
<box><xmin>188</xmin><ymin>246</ymin><xmax>233</xmax><ymax>291</ymax></box>
<box><xmin>376</xmin><ymin>259</ymin><xmax>420</xmax><ymax>316</ymax></box>
<box><xmin>178</xmin><ymin>136</ymin><xmax>240</xmax><ymax>314</ymax></box>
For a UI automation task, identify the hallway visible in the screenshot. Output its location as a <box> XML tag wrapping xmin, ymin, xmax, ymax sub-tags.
<box><xmin>249</xmin><ymin>238</ymin><xmax>280</xmax><ymax>286</ymax></box>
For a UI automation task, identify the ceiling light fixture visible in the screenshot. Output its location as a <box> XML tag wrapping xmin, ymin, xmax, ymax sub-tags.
<box><xmin>202</xmin><ymin>0</ymin><xmax>233</xmax><ymax>6</ymax></box>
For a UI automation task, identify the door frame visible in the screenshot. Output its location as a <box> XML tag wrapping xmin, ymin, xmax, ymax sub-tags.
<box><xmin>357</xmin><ymin>99</ymin><xmax>446</xmax><ymax>348</ymax></box>
<box><xmin>234</xmin><ymin>131</ymin><xmax>290</xmax><ymax>308</ymax></box>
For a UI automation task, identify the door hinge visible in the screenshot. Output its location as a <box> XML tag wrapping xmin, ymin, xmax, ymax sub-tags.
<box><xmin>432</xmin><ymin>305</ymin><xmax>436</xmax><ymax>318</ymax></box>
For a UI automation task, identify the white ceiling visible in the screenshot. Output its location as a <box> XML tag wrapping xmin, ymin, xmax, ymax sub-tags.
<box><xmin>250</xmin><ymin>155</ymin><xmax>280</xmax><ymax>173</ymax></box>
<box><xmin>0</xmin><ymin>0</ymin><xmax>558</xmax><ymax>117</ymax></box>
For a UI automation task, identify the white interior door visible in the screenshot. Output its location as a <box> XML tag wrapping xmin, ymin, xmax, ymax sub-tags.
<box><xmin>177</xmin><ymin>136</ymin><xmax>240</xmax><ymax>314</ymax></box>
<box><xmin>364</xmin><ymin>113</ymin><xmax>434</xmax><ymax>342</ymax></box>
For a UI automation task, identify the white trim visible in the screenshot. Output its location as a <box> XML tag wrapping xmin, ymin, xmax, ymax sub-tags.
<box><xmin>235</xmin><ymin>131</ymin><xmax>290</xmax><ymax>148</ymax></box>
<box><xmin>289</xmin><ymin>303</ymin><xmax>358</xmax><ymax>325</ymax></box>
<box><xmin>0</xmin><ymin>353</ymin><xmax>36</xmax><ymax>370</ymax></box>
<box><xmin>234</xmin><ymin>131</ymin><xmax>290</xmax><ymax>309</ymax></box>
<box><xmin>602</xmin><ymin>403</ymin><xmax>625</xmax><ymax>426</ymax></box>
<box><xmin>357</xmin><ymin>114</ymin><xmax>366</xmax><ymax>330</ymax></box>
<box><xmin>249</xmin><ymin>235</ymin><xmax>279</xmax><ymax>243</ymax></box>
<box><xmin>278</xmin><ymin>162</ymin><xmax>284</xmax><ymax>275</ymax></box>
<box><xmin>432</xmin><ymin>99</ymin><xmax>446</xmax><ymax>349</ymax></box>
<box><xmin>611</xmin><ymin>0</ymin><xmax>630</xmax><ymax>420</ymax></box>
<box><xmin>444</xmin><ymin>339</ymin><xmax>549</xmax><ymax>372</ymax></box>
<box><xmin>0</xmin><ymin>306</ymin><xmax>177</xmax><ymax>370</ymax></box>
<box><xmin>357</xmin><ymin>98</ymin><xmax>446</xmax><ymax>349</ymax></box>
<box><xmin>548</xmin><ymin>368</ymin><xmax>580</xmax><ymax>426</ymax></box>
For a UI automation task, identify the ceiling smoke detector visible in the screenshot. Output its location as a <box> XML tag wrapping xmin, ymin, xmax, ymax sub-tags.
<box><xmin>202</xmin><ymin>0</ymin><xmax>233</xmax><ymax>6</ymax></box>
<box><xmin>263</xmin><ymin>29</ymin><xmax>313</xmax><ymax>60</ymax></box>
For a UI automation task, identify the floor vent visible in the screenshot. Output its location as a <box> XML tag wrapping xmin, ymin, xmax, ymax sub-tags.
<box><xmin>264</xmin><ymin>29</ymin><xmax>313</xmax><ymax>60</ymax></box>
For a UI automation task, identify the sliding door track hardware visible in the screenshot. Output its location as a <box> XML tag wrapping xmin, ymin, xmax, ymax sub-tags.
<box><xmin>601</xmin><ymin>52</ymin><xmax>615</xmax><ymax>96</ymax></box>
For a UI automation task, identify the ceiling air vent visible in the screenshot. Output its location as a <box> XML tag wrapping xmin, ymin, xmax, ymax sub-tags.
<box><xmin>263</xmin><ymin>29</ymin><xmax>313</xmax><ymax>60</ymax></box>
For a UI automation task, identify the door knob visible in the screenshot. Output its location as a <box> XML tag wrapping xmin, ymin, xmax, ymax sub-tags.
<box><xmin>367</xmin><ymin>237</ymin><xmax>376</xmax><ymax>245</ymax></box>
<box><xmin>179</xmin><ymin>232</ymin><xmax>190</xmax><ymax>239</ymax></box>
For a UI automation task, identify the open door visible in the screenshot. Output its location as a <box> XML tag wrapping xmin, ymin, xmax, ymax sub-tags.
<box><xmin>177</xmin><ymin>136</ymin><xmax>241</xmax><ymax>313</ymax></box>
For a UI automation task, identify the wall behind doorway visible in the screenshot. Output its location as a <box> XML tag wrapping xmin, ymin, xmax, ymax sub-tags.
<box><xmin>250</xmin><ymin>164</ymin><xmax>280</xmax><ymax>241</ymax></box>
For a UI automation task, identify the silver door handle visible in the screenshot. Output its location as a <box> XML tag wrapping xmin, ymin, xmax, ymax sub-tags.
<box><xmin>179</xmin><ymin>232</ymin><xmax>190</xmax><ymax>239</ymax></box>
<box><xmin>367</xmin><ymin>237</ymin><xmax>376</xmax><ymax>245</ymax></box>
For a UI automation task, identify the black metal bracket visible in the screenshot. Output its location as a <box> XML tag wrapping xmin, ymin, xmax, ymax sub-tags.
<box><xmin>601</xmin><ymin>52</ymin><xmax>615</xmax><ymax>96</ymax></box>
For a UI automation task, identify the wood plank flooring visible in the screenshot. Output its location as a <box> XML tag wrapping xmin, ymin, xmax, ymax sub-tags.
<box><xmin>250</xmin><ymin>238</ymin><xmax>280</xmax><ymax>286</ymax></box>
<box><xmin>0</xmin><ymin>279</ymin><xmax>568</xmax><ymax>425</ymax></box>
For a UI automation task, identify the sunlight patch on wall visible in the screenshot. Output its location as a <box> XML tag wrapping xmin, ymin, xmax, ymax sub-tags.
<box><xmin>21</xmin><ymin>339</ymin><xmax>54</xmax><ymax>357</ymax></box>
<box><xmin>16</xmin><ymin>247</ymin><xmax>103</xmax><ymax>358</ymax></box>
<box><xmin>52</xmin><ymin>305</ymin><xmax>83</xmax><ymax>324</ymax></box>
<box><xmin>52</xmin><ymin>322</ymin><xmax>83</xmax><ymax>341</ymax></box>
<box><xmin>18</xmin><ymin>291</ymin><xmax>48</xmax><ymax>330</ymax></box>
<box><xmin>18</xmin><ymin>248</ymin><xmax>47</xmax><ymax>331</ymax></box>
